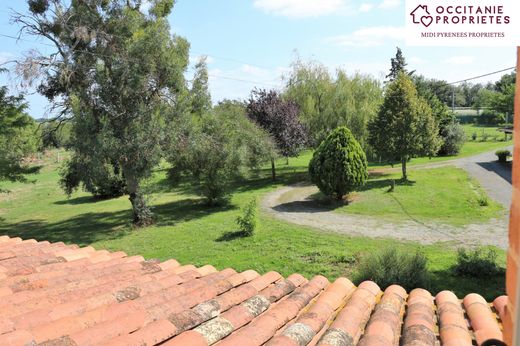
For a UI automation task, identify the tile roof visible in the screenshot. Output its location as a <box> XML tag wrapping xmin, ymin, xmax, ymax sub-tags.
<box><xmin>0</xmin><ymin>235</ymin><xmax>508</xmax><ymax>346</ymax></box>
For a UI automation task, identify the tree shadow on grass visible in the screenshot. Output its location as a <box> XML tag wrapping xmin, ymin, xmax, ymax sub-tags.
<box><xmin>0</xmin><ymin>198</ymin><xmax>237</xmax><ymax>247</ymax></box>
<box><xmin>429</xmin><ymin>268</ymin><xmax>505</xmax><ymax>301</ymax></box>
<box><xmin>54</xmin><ymin>195</ymin><xmax>106</xmax><ymax>205</ymax></box>
<box><xmin>0</xmin><ymin>211</ymin><xmax>131</xmax><ymax>247</ymax></box>
<box><xmin>153</xmin><ymin>198</ymin><xmax>236</xmax><ymax>227</ymax></box>
<box><xmin>272</xmin><ymin>177</ymin><xmax>416</xmax><ymax>214</ymax></box>
<box><xmin>215</xmin><ymin>230</ymin><xmax>250</xmax><ymax>242</ymax></box>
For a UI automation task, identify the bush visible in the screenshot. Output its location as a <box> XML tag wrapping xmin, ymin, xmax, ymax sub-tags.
<box><xmin>236</xmin><ymin>198</ymin><xmax>257</xmax><ymax>236</ymax></box>
<box><xmin>454</xmin><ymin>247</ymin><xmax>503</xmax><ymax>277</ymax></box>
<box><xmin>477</xmin><ymin>195</ymin><xmax>489</xmax><ymax>207</ymax></box>
<box><xmin>438</xmin><ymin>122</ymin><xmax>466</xmax><ymax>156</ymax></box>
<box><xmin>471</xmin><ymin>132</ymin><xmax>477</xmax><ymax>141</ymax></box>
<box><xmin>478</xmin><ymin>111</ymin><xmax>506</xmax><ymax>126</ymax></box>
<box><xmin>309</xmin><ymin>127</ymin><xmax>368</xmax><ymax>200</ymax></box>
<box><xmin>167</xmin><ymin>106</ymin><xmax>275</xmax><ymax>205</ymax></box>
<box><xmin>496</xmin><ymin>149</ymin><xmax>511</xmax><ymax>163</ymax></box>
<box><xmin>355</xmin><ymin>248</ymin><xmax>429</xmax><ymax>291</ymax></box>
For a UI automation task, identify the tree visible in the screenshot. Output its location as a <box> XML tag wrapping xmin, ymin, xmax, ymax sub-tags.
<box><xmin>246</xmin><ymin>89</ymin><xmax>306</xmax><ymax>180</ymax></box>
<box><xmin>438</xmin><ymin>122</ymin><xmax>466</xmax><ymax>156</ymax></box>
<box><xmin>413</xmin><ymin>74</ymin><xmax>463</xmax><ymax>157</ymax></box>
<box><xmin>386</xmin><ymin>47</ymin><xmax>414</xmax><ymax>81</ymax></box>
<box><xmin>489</xmin><ymin>72</ymin><xmax>516</xmax><ymax>117</ymax></box>
<box><xmin>15</xmin><ymin>0</ymin><xmax>190</xmax><ymax>226</ymax></box>
<box><xmin>167</xmin><ymin>100</ymin><xmax>275</xmax><ymax>205</ymax></box>
<box><xmin>60</xmin><ymin>156</ymin><xmax>126</xmax><ymax>199</ymax></box>
<box><xmin>190</xmin><ymin>56</ymin><xmax>212</xmax><ymax>116</ymax></box>
<box><xmin>309</xmin><ymin>127</ymin><xmax>368</xmax><ymax>200</ymax></box>
<box><xmin>369</xmin><ymin>73</ymin><xmax>441</xmax><ymax>180</ymax></box>
<box><xmin>39</xmin><ymin>120</ymin><xmax>72</xmax><ymax>149</ymax></box>
<box><xmin>412</xmin><ymin>75</ymin><xmax>455</xmax><ymax>106</ymax></box>
<box><xmin>284</xmin><ymin>58</ymin><xmax>382</xmax><ymax>148</ymax></box>
<box><xmin>0</xmin><ymin>84</ymin><xmax>39</xmax><ymax>191</ymax></box>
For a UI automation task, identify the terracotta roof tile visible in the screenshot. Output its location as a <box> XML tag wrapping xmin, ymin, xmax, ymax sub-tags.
<box><xmin>0</xmin><ymin>236</ymin><xmax>508</xmax><ymax>346</ymax></box>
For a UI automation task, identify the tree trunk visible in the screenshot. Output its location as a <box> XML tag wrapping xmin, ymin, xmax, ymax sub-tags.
<box><xmin>401</xmin><ymin>157</ymin><xmax>408</xmax><ymax>181</ymax></box>
<box><xmin>124</xmin><ymin>169</ymin><xmax>154</xmax><ymax>227</ymax></box>
<box><xmin>271</xmin><ymin>158</ymin><xmax>276</xmax><ymax>181</ymax></box>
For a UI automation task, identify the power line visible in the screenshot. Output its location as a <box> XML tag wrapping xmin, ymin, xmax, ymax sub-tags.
<box><xmin>0</xmin><ymin>32</ymin><xmax>283</xmax><ymax>88</ymax></box>
<box><xmin>1</xmin><ymin>32</ymin><xmax>515</xmax><ymax>90</ymax></box>
<box><xmin>448</xmin><ymin>66</ymin><xmax>516</xmax><ymax>85</ymax></box>
<box><xmin>208</xmin><ymin>74</ymin><xmax>281</xmax><ymax>88</ymax></box>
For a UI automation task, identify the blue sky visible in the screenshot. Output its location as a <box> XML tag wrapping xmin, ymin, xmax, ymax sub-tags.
<box><xmin>0</xmin><ymin>0</ymin><xmax>516</xmax><ymax>118</ymax></box>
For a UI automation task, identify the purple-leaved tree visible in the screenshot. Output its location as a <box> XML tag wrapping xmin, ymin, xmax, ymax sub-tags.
<box><xmin>246</xmin><ymin>89</ymin><xmax>306</xmax><ymax>180</ymax></box>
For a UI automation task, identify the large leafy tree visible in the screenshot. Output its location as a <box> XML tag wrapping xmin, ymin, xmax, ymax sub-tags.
<box><xmin>369</xmin><ymin>73</ymin><xmax>441</xmax><ymax>180</ymax></box>
<box><xmin>246</xmin><ymin>89</ymin><xmax>306</xmax><ymax>180</ymax></box>
<box><xmin>413</xmin><ymin>74</ymin><xmax>465</xmax><ymax>156</ymax></box>
<box><xmin>15</xmin><ymin>0</ymin><xmax>190</xmax><ymax>226</ymax></box>
<box><xmin>167</xmin><ymin>100</ymin><xmax>275</xmax><ymax>205</ymax></box>
<box><xmin>489</xmin><ymin>72</ymin><xmax>516</xmax><ymax>116</ymax></box>
<box><xmin>0</xmin><ymin>84</ymin><xmax>39</xmax><ymax>191</ymax></box>
<box><xmin>284</xmin><ymin>58</ymin><xmax>382</xmax><ymax>148</ymax></box>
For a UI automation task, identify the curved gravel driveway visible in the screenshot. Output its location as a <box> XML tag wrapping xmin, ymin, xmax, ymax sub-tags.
<box><xmin>262</xmin><ymin>148</ymin><xmax>512</xmax><ymax>249</ymax></box>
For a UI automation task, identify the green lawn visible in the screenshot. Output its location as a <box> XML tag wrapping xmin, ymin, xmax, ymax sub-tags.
<box><xmin>0</xmin><ymin>150</ymin><xmax>506</xmax><ymax>300</ymax></box>
<box><xmin>332</xmin><ymin>167</ymin><xmax>504</xmax><ymax>226</ymax></box>
<box><xmin>368</xmin><ymin>124</ymin><xmax>512</xmax><ymax>169</ymax></box>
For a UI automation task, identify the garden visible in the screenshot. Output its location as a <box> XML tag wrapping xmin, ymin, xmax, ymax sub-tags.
<box><xmin>0</xmin><ymin>2</ymin><xmax>516</xmax><ymax>302</ymax></box>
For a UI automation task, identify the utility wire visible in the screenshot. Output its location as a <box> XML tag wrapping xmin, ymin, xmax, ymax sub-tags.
<box><xmin>448</xmin><ymin>66</ymin><xmax>516</xmax><ymax>85</ymax></box>
<box><xmin>0</xmin><ymin>33</ymin><xmax>515</xmax><ymax>89</ymax></box>
<box><xmin>0</xmin><ymin>33</ymin><xmax>283</xmax><ymax>87</ymax></box>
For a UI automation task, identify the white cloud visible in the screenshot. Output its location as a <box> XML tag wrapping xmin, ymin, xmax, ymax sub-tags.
<box><xmin>409</xmin><ymin>56</ymin><xmax>427</xmax><ymax>64</ymax></box>
<box><xmin>206</xmin><ymin>65</ymin><xmax>287</xmax><ymax>102</ymax></box>
<box><xmin>253</xmin><ymin>0</ymin><xmax>348</xmax><ymax>18</ymax></box>
<box><xmin>359</xmin><ymin>3</ymin><xmax>375</xmax><ymax>12</ymax></box>
<box><xmin>378</xmin><ymin>0</ymin><xmax>401</xmax><ymax>9</ymax></box>
<box><xmin>328</xmin><ymin>26</ymin><xmax>406</xmax><ymax>47</ymax></box>
<box><xmin>444</xmin><ymin>56</ymin><xmax>475</xmax><ymax>64</ymax></box>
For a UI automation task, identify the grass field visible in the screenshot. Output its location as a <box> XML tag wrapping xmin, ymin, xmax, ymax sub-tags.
<box><xmin>368</xmin><ymin>124</ymin><xmax>512</xmax><ymax>168</ymax></box>
<box><xmin>331</xmin><ymin>167</ymin><xmax>504</xmax><ymax>226</ymax></box>
<box><xmin>0</xmin><ymin>149</ymin><xmax>506</xmax><ymax>300</ymax></box>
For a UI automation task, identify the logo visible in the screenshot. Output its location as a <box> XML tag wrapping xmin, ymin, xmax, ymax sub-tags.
<box><xmin>405</xmin><ymin>0</ymin><xmax>520</xmax><ymax>46</ymax></box>
<box><xmin>410</xmin><ymin>5</ymin><xmax>433</xmax><ymax>27</ymax></box>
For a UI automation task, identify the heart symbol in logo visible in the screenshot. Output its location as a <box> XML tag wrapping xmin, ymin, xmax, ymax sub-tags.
<box><xmin>421</xmin><ymin>16</ymin><xmax>433</xmax><ymax>27</ymax></box>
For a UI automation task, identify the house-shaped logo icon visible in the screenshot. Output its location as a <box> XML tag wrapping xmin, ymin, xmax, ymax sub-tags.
<box><xmin>410</xmin><ymin>5</ymin><xmax>433</xmax><ymax>27</ymax></box>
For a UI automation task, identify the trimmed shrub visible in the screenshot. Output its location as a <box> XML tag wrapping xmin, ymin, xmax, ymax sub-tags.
<box><xmin>454</xmin><ymin>247</ymin><xmax>503</xmax><ymax>277</ymax></box>
<box><xmin>236</xmin><ymin>198</ymin><xmax>258</xmax><ymax>236</ymax></box>
<box><xmin>355</xmin><ymin>248</ymin><xmax>429</xmax><ymax>291</ymax></box>
<box><xmin>496</xmin><ymin>149</ymin><xmax>511</xmax><ymax>163</ymax></box>
<box><xmin>438</xmin><ymin>122</ymin><xmax>466</xmax><ymax>156</ymax></box>
<box><xmin>309</xmin><ymin>127</ymin><xmax>368</xmax><ymax>200</ymax></box>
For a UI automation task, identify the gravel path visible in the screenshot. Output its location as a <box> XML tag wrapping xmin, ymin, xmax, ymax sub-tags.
<box><xmin>262</xmin><ymin>148</ymin><xmax>512</xmax><ymax>249</ymax></box>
